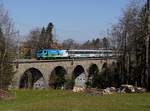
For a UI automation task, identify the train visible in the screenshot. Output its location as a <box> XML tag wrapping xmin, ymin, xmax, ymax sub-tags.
<box><xmin>36</xmin><ymin>49</ymin><xmax>116</xmax><ymax>60</ymax></box>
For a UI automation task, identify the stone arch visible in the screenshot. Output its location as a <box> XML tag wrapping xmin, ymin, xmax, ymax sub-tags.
<box><xmin>88</xmin><ymin>64</ymin><xmax>99</xmax><ymax>77</ymax></box>
<box><xmin>102</xmin><ymin>62</ymin><xmax>108</xmax><ymax>70</ymax></box>
<box><xmin>72</xmin><ymin>65</ymin><xmax>85</xmax><ymax>79</ymax></box>
<box><xmin>19</xmin><ymin>68</ymin><xmax>45</xmax><ymax>89</ymax></box>
<box><xmin>49</xmin><ymin>66</ymin><xmax>67</xmax><ymax>89</ymax></box>
<box><xmin>87</xmin><ymin>64</ymin><xmax>99</xmax><ymax>87</ymax></box>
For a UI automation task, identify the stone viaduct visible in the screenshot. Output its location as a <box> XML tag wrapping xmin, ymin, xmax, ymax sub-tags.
<box><xmin>12</xmin><ymin>58</ymin><xmax>116</xmax><ymax>88</ymax></box>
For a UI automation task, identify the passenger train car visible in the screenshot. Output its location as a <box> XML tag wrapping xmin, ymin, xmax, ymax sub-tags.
<box><xmin>68</xmin><ymin>49</ymin><xmax>114</xmax><ymax>58</ymax></box>
<box><xmin>36</xmin><ymin>49</ymin><xmax>115</xmax><ymax>60</ymax></box>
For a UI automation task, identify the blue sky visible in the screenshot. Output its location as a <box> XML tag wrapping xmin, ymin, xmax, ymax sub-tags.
<box><xmin>0</xmin><ymin>0</ymin><xmax>145</xmax><ymax>42</ymax></box>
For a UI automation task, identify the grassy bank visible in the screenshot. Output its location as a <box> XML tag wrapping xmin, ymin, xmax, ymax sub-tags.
<box><xmin>0</xmin><ymin>90</ymin><xmax>150</xmax><ymax>111</ymax></box>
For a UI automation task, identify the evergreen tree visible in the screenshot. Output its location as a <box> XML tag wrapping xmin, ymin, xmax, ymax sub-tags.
<box><xmin>46</xmin><ymin>22</ymin><xmax>53</xmax><ymax>42</ymax></box>
<box><xmin>38</xmin><ymin>23</ymin><xmax>54</xmax><ymax>49</ymax></box>
<box><xmin>46</xmin><ymin>22</ymin><xmax>54</xmax><ymax>48</ymax></box>
<box><xmin>102</xmin><ymin>37</ymin><xmax>109</xmax><ymax>49</ymax></box>
<box><xmin>39</xmin><ymin>27</ymin><xmax>46</xmax><ymax>49</ymax></box>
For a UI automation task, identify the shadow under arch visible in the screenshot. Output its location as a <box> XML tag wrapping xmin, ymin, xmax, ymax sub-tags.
<box><xmin>102</xmin><ymin>62</ymin><xmax>108</xmax><ymax>70</ymax></box>
<box><xmin>49</xmin><ymin>66</ymin><xmax>67</xmax><ymax>89</ymax></box>
<box><xmin>19</xmin><ymin>68</ymin><xmax>44</xmax><ymax>89</ymax></box>
<box><xmin>72</xmin><ymin>65</ymin><xmax>85</xmax><ymax>79</ymax></box>
<box><xmin>88</xmin><ymin>64</ymin><xmax>99</xmax><ymax>78</ymax></box>
<box><xmin>87</xmin><ymin>64</ymin><xmax>99</xmax><ymax>87</ymax></box>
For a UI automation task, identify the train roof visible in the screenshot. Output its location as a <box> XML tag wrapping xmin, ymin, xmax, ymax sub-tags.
<box><xmin>68</xmin><ymin>49</ymin><xmax>114</xmax><ymax>52</ymax></box>
<box><xmin>38</xmin><ymin>49</ymin><xmax>67</xmax><ymax>51</ymax></box>
<box><xmin>37</xmin><ymin>49</ymin><xmax>114</xmax><ymax>52</ymax></box>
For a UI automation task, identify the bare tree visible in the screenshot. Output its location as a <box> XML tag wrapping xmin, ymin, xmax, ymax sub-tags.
<box><xmin>62</xmin><ymin>39</ymin><xmax>80</xmax><ymax>49</ymax></box>
<box><xmin>0</xmin><ymin>4</ymin><xmax>17</xmax><ymax>90</ymax></box>
<box><xmin>145</xmin><ymin>0</ymin><xmax>150</xmax><ymax>90</ymax></box>
<box><xmin>106</xmin><ymin>0</ymin><xmax>149</xmax><ymax>88</ymax></box>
